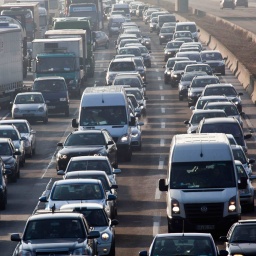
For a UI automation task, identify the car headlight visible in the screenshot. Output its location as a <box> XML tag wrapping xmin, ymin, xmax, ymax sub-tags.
<box><xmin>188</xmin><ymin>91</ymin><xmax>196</xmax><ymax>97</ymax></box>
<box><xmin>160</xmin><ymin>35</ymin><xmax>165</xmax><ymax>38</ymax></box>
<box><xmin>20</xmin><ymin>251</ymin><xmax>32</xmax><ymax>256</ymax></box>
<box><xmin>171</xmin><ymin>198</ymin><xmax>180</xmax><ymax>214</ymax></box>
<box><xmin>172</xmin><ymin>74</ymin><xmax>178</xmax><ymax>78</ymax></box>
<box><xmin>59</xmin><ymin>98</ymin><xmax>67</xmax><ymax>101</ymax></box>
<box><xmin>145</xmin><ymin>41</ymin><xmax>150</xmax><ymax>44</ymax></box>
<box><xmin>57</xmin><ymin>153</ymin><xmax>68</xmax><ymax>159</ymax></box>
<box><xmin>38</xmin><ymin>107</ymin><xmax>44</xmax><ymax>112</ymax></box>
<box><xmin>101</xmin><ymin>232</ymin><xmax>110</xmax><ymax>241</ymax></box>
<box><xmin>228</xmin><ymin>196</ymin><xmax>237</xmax><ymax>212</ymax></box>
<box><xmin>150</xmin><ymin>24</ymin><xmax>154</xmax><ymax>27</ymax></box>
<box><xmin>167</xmin><ymin>71</ymin><xmax>171</xmax><ymax>75</ymax></box>
<box><xmin>120</xmin><ymin>134</ymin><xmax>128</xmax><ymax>142</ymax></box>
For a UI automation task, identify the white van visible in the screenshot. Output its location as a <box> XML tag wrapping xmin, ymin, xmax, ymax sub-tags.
<box><xmin>159</xmin><ymin>133</ymin><xmax>247</xmax><ymax>234</ymax></box>
<box><xmin>72</xmin><ymin>86</ymin><xmax>135</xmax><ymax>161</ymax></box>
<box><xmin>111</xmin><ymin>3</ymin><xmax>131</xmax><ymax>20</ymax></box>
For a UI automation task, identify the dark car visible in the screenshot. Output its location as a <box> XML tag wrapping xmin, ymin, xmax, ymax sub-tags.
<box><xmin>220</xmin><ymin>220</ymin><xmax>256</xmax><ymax>255</ymax></box>
<box><xmin>170</xmin><ymin>60</ymin><xmax>197</xmax><ymax>87</ymax></box>
<box><xmin>197</xmin><ymin>117</ymin><xmax>252</xmax><ymax>152</ymax></box>
<box><xmin>0</xmin><ymin>158</ymin><xmax>10</xmax><ymax>210</ymax></box>
<box><xmin>163</xmin><ymin>41</ymin><xmax>184</xmax><ymax>61</ymax></box>
<box><xmin>220</xmin><ymin>0</ymin><xmax>235</xmax><ymax>9</ymax></box>
<box><xmin>10</xmin><ymin>212</ymin><xmax>100</xmax><ymax>255</ymax></box>
<box><xmin>0</xmin><ymin>138</ymin><xmax>21</xmax><ymax>183</ymax></box>
<box><xmin>201</xmin><ymin>50</ymin><xmax>227</xmax><ymax>75</ymax></box>
<box><xmin>92</xmin><ymin>31</ymin><xmax>109</xmax><ymax>49</ymax></box>
<box><xmin>187</xmin><ymin>75</ymin><xmax>220</xmax><ymax>107</ymax></box>
<box><xmin>139</xmin><ymin>233</ymin><xmax>228</xmax><ymax>256</ymax></box>
<box><xmin>159</xmin><ymin>26</ymin><xmax>175</xmax><ymax>45</ymax></box>
<box><xmin>108</xmin><ymin>15</ymin><xmax>126</xmax><ymax>37</ymax></box>
<box><xmin>32</xmin><ymin>76</ymin><xmax>70</xmax><ymax>116</ymax></box>
<box><xmin>234</xmin><ymin>0</ymin><xmax>248</xmax><ymax>7</ymax></box>
<box><xmin>55</xmin><ymin>129</ymin><xmax>118</xmax><ymax>171</ymax></box>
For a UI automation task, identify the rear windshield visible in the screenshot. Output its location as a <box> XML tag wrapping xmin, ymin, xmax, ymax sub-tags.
<box><xmin>176</xmin><ymin>24</ymin><xmax>197</xmax><ymax>33</ymax></box>
<box><xmin>109</xmin><ymin>61</ymin><xmax>135</xmax><ymax>71</ymax></box>
<box><xmin>34</xmin><ymin>80</ymin><xmax>66</xmax><ymax>92</ymax></box>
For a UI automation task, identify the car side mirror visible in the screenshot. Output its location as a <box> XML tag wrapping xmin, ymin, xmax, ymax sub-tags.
<box><xmin>159</xmin><ymin>178</ymin><xmax>168</xmax><ymax>192</ymax></box>
<box><xmin>238</xmin><ymin>176</ymin><xmax>247</xmax><ymax>189</ymax></box>
<box><xmin>184</xmin><ymin>120</ymin><xmax>189</xmax><ymax>125</ymax></box>
<box><xmin>72</xmin><ymin>118</ymin><xmax>78</xmax><ymax>128</ymax></box>
<box><xmin>244</xmin><ymin>134</ymin><xmax>252</xmax><ymax>140</ymax></box>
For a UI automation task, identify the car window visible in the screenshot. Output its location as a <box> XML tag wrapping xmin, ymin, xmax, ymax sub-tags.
<box><xmin>0</xmin><ymin>130</ymin><xmax>19</xmax><ymax>140</ymax></box>
<box><xmin>64</xmin><ymin>133</ymin><xmax>105</xmax><ymax>146</ymax></box>
<box><xmin>81</xmin><ymin>209</ymin><xmax>108</xmax><ymax>227</ymax></box>
<box><xmin>232</xmin><ymin>149</ymin><xmax>246</xmax><ymax>164</ymax></box>
<box><xmin>0</xmin><ymin>143</ymin><xmax>12</xmax><ymax>155</ymax></box>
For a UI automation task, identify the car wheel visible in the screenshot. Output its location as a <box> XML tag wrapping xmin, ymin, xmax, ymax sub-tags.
<box><xmin>32</xmin><ymin>145</ymin><xmax>36</xmax><ymax>155</ymax></box>
<box><xmin>43</xmin><ymin>116</ymin><xmax>48</xmax><ymax>124</ymax></box>
<box><xmin>107</xmin><ymin>241</ymin><xmax>116</xmax><ymax>256</ymax></box>
<box><xmin>0</xmin><ymin>196</ymin><xmax>6</xmax><ymax>210</ymax></box>
<box><xmin>65</xmin><ymin>107</ymin><xmax>70</xmax><ymax>117</ymax></box>
<box><xmin>138</xmin><ymin>141</ymin><xmax>142</xmax><ymax>151</ymax></box>
<box><xmin>105</xmin><ymin>41</ymin><xmax>109</xmax><ymax>49</ymax></box>
<box><xmin>20</xmin><ymin>155</ymin><xmax>25</xmax><ymax>167</ymax></box>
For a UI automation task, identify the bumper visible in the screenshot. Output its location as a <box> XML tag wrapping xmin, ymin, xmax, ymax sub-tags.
<box><xmin>116</xmin><ymin>143</ymin><xmax>130</xmax><ymax>156</ymax></box>
<box><xmin>13</xmin><ymin>113</ymin><xmax>47</xmax><ymax>121</ymax></box>
<box><xmin>97</xmin><ymin>241</ymin><xmax>113</xmax><ymax>255</ymax></box>
<box><xmin>168</xmin><ymin>214</ymin><xmax>240</xmax><ymax>233</ymax></box>
<box><xmin>47</xmin><ymin>102</ymin><xmax>69</xmax><ymax>113</ymax></box>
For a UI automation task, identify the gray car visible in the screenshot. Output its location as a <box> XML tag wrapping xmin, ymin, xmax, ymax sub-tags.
<box><xmin>11</xmin><ymin>92</ymin><xmax>48</xmax><ymax>123</ymax></box>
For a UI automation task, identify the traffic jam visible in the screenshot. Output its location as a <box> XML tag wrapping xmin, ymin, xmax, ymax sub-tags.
<box><xmin>0</xmin><ymin>0</ymin><xmax>256</xmax><ymax>255</ymax></box>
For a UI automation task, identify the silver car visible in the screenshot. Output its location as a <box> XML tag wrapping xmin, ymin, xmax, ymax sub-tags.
<box><xmin>11</xmin><ymin>92</ymin><xmax>48</xmax><ymax>123</ymax></box>
<box><xmin>0</xmin><ymin>119</ymin><xmax>36</xmax><ymax>157</ymax></box>
<box><xmin>61</xmin><ymin>203</ymin><xmax>118</xmax><ymax>256</ymax></box>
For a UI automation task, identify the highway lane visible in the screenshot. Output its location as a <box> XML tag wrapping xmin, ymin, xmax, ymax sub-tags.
<box><xmin>0</xmin><ymin>16</ymin><xmax>256</xmax><ymax>256</ymax></box>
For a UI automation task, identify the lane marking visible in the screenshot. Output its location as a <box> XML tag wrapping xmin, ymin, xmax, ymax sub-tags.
<box><xmin>161</xmin><ymin>108</ymin><xmax>165</xmax><ymax>113</ymax></box>
<box><xmin>161</xmin><ymin>122</ymin><xmax>165</xmax><ymax>128</ymax></box>
<box><xmin>160</xmin><ymin>138</ymin><xmax>165</xmax><ymax>146</ymax></box>
<box><xmin>156</xmin><ymin>69</ymin><xmax>159</xmax><ymax>72</ymax></box>
<box><xmin>161</xmin><ymin>96</ymin><xmax>164</xmax><ymax>100</ymax></box>
<box><xmin>157</xmin><ymin>77</ymin><xmax>161</xmax><ymax>80</ymax></box>
<box><xmin>159</xmin><ymin>85</ymin><xmax>163</xmax><ymax>90</ymax></box>
<box><xmin>158</xmin><ymin>160</ymin><xmax>164</xmax><ymax>169</ymax></box>
<box><xmin>153</xmin><ymin>214</ymin><xmax>161</xmax><ymax>236</ymax></box>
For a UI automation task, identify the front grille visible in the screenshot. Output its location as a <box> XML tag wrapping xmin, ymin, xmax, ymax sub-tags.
<box><xmin>185</xmin><ymin>203</ymin><xmax>224</xmax><ymax>224</ymax></box>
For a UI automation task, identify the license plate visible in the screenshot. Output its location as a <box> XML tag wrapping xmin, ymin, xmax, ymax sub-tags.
<box><xmin>196</xmin><ymin>225</ymin><xmax>215</xmax><ymax>230</ymax></box>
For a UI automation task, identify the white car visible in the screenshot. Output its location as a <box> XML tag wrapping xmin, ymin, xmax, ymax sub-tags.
<box><xmin>61</xmin><ymin>203</ymin><xmax>118</xmax><ymax>256</ymax></box>
<box><xmin>0</xmin><ymin>119</ymin><xmax>36</xmax><ymax>157</ymax></box>
<box><xmin>39</xmin><ymin>179</ymin><xmax>117</xmax><ymax>219</ymax></box>
<box><xmin>11</xmin><ymin>92</ymin><xmax>48</xmax><ymax>123</ymax></box>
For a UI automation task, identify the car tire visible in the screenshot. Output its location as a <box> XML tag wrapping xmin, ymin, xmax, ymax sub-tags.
<box><xmin>0</xmin><ymin>196</ymin><xmax>6</xmax><ymax>210</ymax></box>
<box><xmin>20</xmin><ymin>155</ymin><xmax>25</xmax><ymax>167</ymax></box>
<box><xmin>32</xmin><ymin>145</ymin><xmax>36</xmax><ymax>155</ymax></box>
<box><xmin>108</xmin><ymin>241</ymin><xmax>116</xmax><ymax>256</ymax></box>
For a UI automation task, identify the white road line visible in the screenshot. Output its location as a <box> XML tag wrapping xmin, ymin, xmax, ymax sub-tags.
<box><xmin>159</xmin><ymin>85</ymin><xmax>163</xmax><ymax>90</ymax></box>
<box><xmin>156</xmin><ymin>69</ymin><xmax>159</xmax><ymax>72</ymax></box>
<box><xmin>158</xmin><ymin>160</ymin><xmax>164</xmax><ymax>169</ymax></box>
<box><xmin>161</xmin><ymin>108</ymin><xmax>165</xmax><ymax>113</ymax></box>
<box><xmin>153</xmin><ymin>214</ymin><xmax>161</xmax><ymax>236</ymax></box>
<box><xmin>157</xmin><ymin>77</ymin><xmax>161</xmax><ymax>80</ymax></box>
<box><xmin>155</xmin><ymin>187</ymin><xmax>161</xmax><ymax>200</ymax></box>
<box><xmin>161</xmin><ymin>122</ymin><xmax>165</xmax><ymax>128</ymax></box>
<box><xmin>161</xmin><ymin>96</ymin><xmax>164</xmax><ymax>100</ymax></box>
<box><xmin>100</xmin><ymin>63</ymin><xmax>103</xmax><ymax>67</ymax></box>
<box><xmin>160</xmin><ymin>138</ymin><xmax>165</xmax><ymax>146</ymax></box>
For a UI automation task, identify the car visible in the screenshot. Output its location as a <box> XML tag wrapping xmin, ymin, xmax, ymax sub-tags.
<box><xmin>0</xmin><ymin>138</ymin><xmax>21</xmax><ymax>182</ymax></box>
<box><xmin>132</xmin><ymin>56</ymin><xmax>147</xmax><ymax>81</ymax></box>
<box><xmin>178</xmin><ymin>71</ymin><xmax>208</xmax><ymax>100</ymax></box>
<box><xmin>11</xmin><ymin>92</ymin><xmax>48</xmax><ymax>123</ymax></box>
<box><xmin>235</xmin><ymin>160</ymin><xmax>256</xmax><ymax>211</ymax></box>
<box><xmin>141</xmin><ymin>35</ymin><xmax>151</xmax><ymax>50</ymax></box>
<box><xmin>57</xmin><ymin>155</ymin><xmax>122</xmax><ymax>185</ymax></box>
<box><xmin>191</xmin><ymin>95</ymin><xmax>230</xmax><ymax>110</ymax></box>
<box><xmin>55</xmin><ymin>129</ymin><xmax>118</xmax><ymax>171</ymax></box>
<box><xmin>39</xmin><ymin>179</ymin><xmax>117</xmax><ymax>219</ymax></box>
<box><xmin>10</xmin><ymin>212</ymin><xmax>100</xmax><ymax>255</ymax></box>
<box><xmin>184</xmin><ymin>109</ymin><xmax>227</xmax><ymax>134</ymax></box>
<box><xmin>201</xmin><ymin>83</ymin><xmax>243</xmax><ymax>112</ymax></box>
<box><xmin>234</xmin><ymin>0</ymin><xmax>248</xmax><ymax>7</ymax></box>
<box><xmin>105</xmin><ymin>57</ymin><xmax>136</xmax><ymax>85</ymax></box>
<box><xmin>201</xmin><ymin>50</ymin><xmax>227</xmax><ymax>75</ymax></box>
<box><xmin>170</xmin><ymin>60</ymin><xmax>197</xmax><ymax>87</ymax></box>
<box><xmin>92</xmin><ymin>31</ymin><xmax>109</xmax><ymax>49</ymax></box>
<box><xmin>175</xmin><ymin>51</ymin><xmax>202</xmax><ymax>62</ymax></box>
<box><xmin>124</xmin><ymin>87</ymin><xmax>147</xmax><ymax>116</ymax></box>
<box><xmin>220</xmin><ymin>0</ymin><xmax>235</xmax><ymax>9</ymax></box>
<box><xmin>197</xmin><ymin>117</ymin><xmax>252</xmax><ymax>152</ymax></box>
<box><xmin>158</xmin><ymin>26</ymin><xmax>175</xmax><ymax>45</ymax></box>
<box><xmin>0</xmin><ymin>119</ymin><xmax>36</xmax><ymax>157</ymax></box>
<box><xmin>187</xmin><ymin>75</ymin><xmax>220</xmax><ymax>107</ymax></box>
<box><xmin>0</xmin><ymin>158</ymin><xmax>10</xmax><ymax>210</ymax></box>
<box><xmin>0</xmin><ymin>124</ymin><xmax>26</xmax><ymax>167</ymax></box>
<box><xmin>163</xmin><ymin>41</ymin><xmax>184</xmax><ymax>61</ymax></box>
<box><xmin>123</xmin><ymin>28</ymin><xmax>143</xmax><ymax>41</ymax></box>
<box><xmin>231</xmin><ymin>144</ymin><xmax>255</xmax><ymax>176</ymax></box>
<box><xmin>181</xmin><ymin>41</ymin><xmax>204</xmax><ymax>51</ymax></box>
<box><xmin>219</xmin><ymin>219</ymin><xmax>256</xmax><ymax>255</ymax></box>
<box><xmin>149</xmin><ymin>17</ymin><xmax>158</xmax><ymax>32</ymax></box>
<box><xmin>143</xmin><ymin>8</ymin><xmax>160</xmax><ymax>24</ymax></box>
<box><xmin>156</xmin><ymin>14</ymin><xmax>176</xmax><ymax>34</ymax></box>
<box><xmin>184</xmin><ymin>63</ymin><xmax>213</xmax><ymax>75</ymax></box>
<box><xmin>32</xmin><ymin>76</ymin><xmax>70</xmax><ymax>116</ymax></box>
<box><xmin>63</xmin><ymin>170</ymin><xmax>118</xmax><ymax>219</ymax></box>
<box><xmin>60</xmin><ymin>203</ymin><xmax>118</xmax><ymax>256</ymax></box>
<box><xmin>203</xmin><ymin>101</ymin><xmax>243</xmax><ymax>127</ymax></box>
<box><xmin>112</xmin><ymin>73</ymin><xmax>146</xmax><ymax>96</ymax></box>
<box><xmin>175</xmin><ymin>21</ymin><xmax>200</xmax><ymax>42</ymax></box>
<box><xmin>108</xmin><ymin>15</ymin><xmax>126</xmax><ymax>36</ymax></box>
<box><xmin>139</xmin><ymin>233</ymin><xmax>228</xmax><ymax>256</ymax></box>
<box><xmin>115</xmin><ymin>34</ymin><xmax>138</xmax><ymax>50</ymax></box>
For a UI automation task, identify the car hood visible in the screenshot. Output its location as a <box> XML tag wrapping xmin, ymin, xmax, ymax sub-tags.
<box><xmin>12</xmin><ymin>140</ymin><xmax>21</xmax><ymax>148</ymax></box>
<box><xmin>1</xmin><ymin>155</ymin><xmax>15</xmax><ymax>163</ymax></box>
<box><xmin>190</xmin><ymin>87</ymin><xmax>204</xmax><ymax>94</ymax></box>
<box><xmin>20</xmin><ymin>238</ymin><xmax>87</xmax><ymax>251</ymax></box>
<box><xmin>59</xmin><ymin>146</ymin><xmax>106</xmax><ymax>155</ymax></box>
<box><xmin>14</xmin><ymin>104</ymin><xmax>45</xmax><ymax>110</ymax></box>
<box><xmin>229</xmin><ymin>243</ymin><xmax>256</xmax><ymax>254</ymax></box>
<box><xmin>93</xmin><ymin>226</ymin><xmax>109</xmax><ymax>233</ymax></box>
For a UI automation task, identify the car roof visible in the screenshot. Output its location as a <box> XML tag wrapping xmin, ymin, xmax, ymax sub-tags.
<box><xmin>198</xmin><ymin>95</ymin><xmax>228</xmax><ymax>100</ymax></box>
<box><xmin>29</xmin><ymin>212</ymin><xmax>84</xmax><ymax>221</ymax></box>
<box><xmin>54</xmin><ymin>178</ymin><xmax>102</xmax><ymax>185</ymax></box>
<box><xmin>60</xmin><ymin>202</ymin><xmax>104</xmax><ymax>210</ymax></box>
<box><xmin>193</xmin><ymin>75</ymin><xmax>218</xmax><ymax>80</ymax></box>
<box><xmin>17</xmin><ymin>92</ymin><xmax>43</xmax><ymax>96</ymax></box>
<box><xmin>155</xmin><ymin>233</ymin><xmax>213</xmax><ymax>238</ymax></box>
<box><xmin>111</xmin><ymin>57</ymin><xmax>135</xmax><ymax>62</ymax></box>
<box><xmin>34</xmin><ymin>76</ymin><xmax>65</xmax><ymax>81</ymax></box>
<box><xmin>0</xmin><ymin>138</ymin><xmax>11</xmax><ymax>143</ymax></box>
<box><xmin>201</xmin><ymin>117</ymin><xmax>239</xmax><ymax>124</ymax></box>
<box><xmin>205</xmin><ymin>83</ymin><xmax>234</xmax><ymax>88</ymax></box>
<box><xmin>70</xmin><ymin>129</ymin><xmax>104</xmax><ymax>135</ymax></box>
<box><xmin>205</xmin><ymin>101</ymin><xmax>235</xmax><ymax>107</ymax></box>
<box><xmin>65</xmin><ymin>170</ymin><xmax>108</xmax><ymax>177</ymax></box>
<box><xmin>193</xmin><ymin>109</ymin><xmax>226</xmax><ymax>114</ymax></box>
<box><xmin>70</xmin><ymin>156</ymin><xmax>109</xmax><ymax>161</ymax></box>
<box><xmin>0</xmin><ymin>119</ymin><xmax>29</xmax><ymax>124</ymax></box>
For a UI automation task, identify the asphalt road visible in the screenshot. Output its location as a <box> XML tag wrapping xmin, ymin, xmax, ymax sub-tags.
<box><xmin>1</xmin><ymin>7</ymin><xmax>256</xmax><ymax>256</ymax></box>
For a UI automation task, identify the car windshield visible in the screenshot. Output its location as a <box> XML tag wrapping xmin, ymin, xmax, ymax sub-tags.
<box><xmin>190</xmin><ymin>112</ymin><xmax>226</xmax><ymax>124</ymax></box>
<box><xmin>170</xmin><ymin>161</ymin><xmax>236</xmax><ymax>189</ymax></box>
<box><xmin>80</xmin><ymin>106</ymin><xmax>127</xmax><ymax>126</ymax></box>
<box><xmin>14</xmin><ymin>94</ymin><xmax>44</xmax><ymax>104</ymax></box>
<box><xmin>166</xmin><ymin>41</ymin><xmax>183</xmax><ymax>48</ymax></box>
<box><xmin>191</xmin><ymin>78</ymin><xmax>219</xmax><ymax>88</ymax></box>
<box><xmin>64</xmin><ymin>133</ymin><xmax>105</xmax><ymax>146</ymax></box>
<box><xmin>118</xmin><ymin>48</ymin><xmax>141</xmax><ymax>56</ymax></box>
<box><xmin>1</xmin><ymin>123</ymin><xmax>28</xmax><ymax>133</ymax></box>
<box><xmin>109</xmin><ymin>61</ymin><xmax>135</xmax><ymax>71</ymax></box>
<box><xmin>51</xmin><ymin>183</ymin><xmax>104</xmax><ymax>200</ymax></box>
<box><xmin>204</xmin><ymin>87</ymin><xmax>237</xmax><ymax>96</ymax></box>
<box><xmin>174</xmin><ymin>31</ymin><xmax>192</xmax><ymax>38</ymax></box>
<box><xmin>113</xmin><ymin>77</ymin><xmax>142</xmax><ymax>87</ymax></box>
<box><xmin>23</xmin><ymin>219</ymin><xmax>85</xmax><ymax>240</ymax></box>
<box><xmin>0</xmin><ymin>130</ymin><xmax>19</xmax><ymax>140</ymax></box>
<box><xmin>201</xmin><ymin>52</ymin><xmax>223</xmax><ymax>61</ymax></box>
<box><xmin>161</xmin><ymin>27</ymin><xmax>174</xmax><ymax>33</ymax></box>
<box><xmin>66</xmin><ymin>160</ymin><xmax>111</xmax><ymax>174</ymax></box>
<box><xmin>176</xmin><ymin>53</ymin><xmax>201</xmax><ymax>62</ymax></box>
<box><xmin>196</xmin><ymin>98</ymin><xmax>229</xmax><ymax>109</ymax></box>
<box><xmin>173</xmin><ymin>62</ymin><xmax>194</xmax><ymax>71</ymax></box>
<box><xmin>34</xmin><ymin>80</ymin><xmax>66</xmax><ymax>92</ymax></box>
<box><xmin>126</xmin><ymin>90</ymin><xmax>143</xmax><ymax>100</ymax></box>
<box><xmin>152</xmin><ymin>236</ymin><xmax>215</xmax><ymax>255</ymax></box>
<box><xmin>0</xmin><ymin>143</ymin><xmax>12</xmax><ymax>155</ymax></box>
<box><xmin>186</xmin><ymin>65</ymin><xmax>211</xmax><ymax>73</ymax></box>
<box><xmin>133</xmin><ymin>58</ymin><xmax>144</xmax><ymax>67</ymax></box>
<box><xmin>77</xmin><ymin>208</ymin><xmax>108</xmax><ymax>227</ymax></box>
<box><xmin>230</xmin><ymin>225</ymin><xmax>256</xmax><ymax>243</ymax></box>
<box><xmin>232</xmin><ymin>148</ymin><xmax>246</xmax><ymax>164</ymax></box>
<box><xmin>176</xmin><ymin>24</ymin><xmax>197</xmax><ymax>33</ymax></box>
<box><xmin>205</xmin><ymin>104</ymin><xmax>239</xmax><ymax>116</ymax></box>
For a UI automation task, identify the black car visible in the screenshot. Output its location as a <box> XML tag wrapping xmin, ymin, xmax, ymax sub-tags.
<box><xmin>11</xmin><ymin>212</ymin><xmax>100</xmax><ymax>255</ymax></box>
<box><xmin>56</xmin><ymin>129</ymin><xmax>118</xmax><ymax>171</ymax></box>
<box><xmin>159</xmin><ymin>26</ymin><xmax>175</xmax><ymax>45</ymax></box>
<box><xmin>0</xmin><ymin>158</ymin><xmax>10</xmax><ymax>210</ymax></box>
<box><xmin>163</xmin><ymin>41</ymin><xmax>184</xmax><ymax>61</ymax></box>
<box><xmin>220</xmin><ymin>219</ymin><xmax>256</xmax><ymax>255</ymax></box>
<box><xmin>0</xmin><ymin>138</ymin><xmax>21</xmax><ymax>183</ymax></box>
<box><xmin>201</xmin><ymin>50</ymin><xmax>227</xmax><ymax>75</ymax></box>
<box><xmin>220</xmin><ymin>0</ymin><xmax>235</xmax><ymax>9</ymax></box>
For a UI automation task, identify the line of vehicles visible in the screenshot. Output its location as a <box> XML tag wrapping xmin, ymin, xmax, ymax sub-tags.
<box><xmin>0</xmin><ymin>0</ymin><xmax>256</xmax><ymax>255</ymax></box>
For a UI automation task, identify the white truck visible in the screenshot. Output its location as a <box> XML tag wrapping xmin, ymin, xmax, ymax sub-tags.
<box><xmin>0</xmin><ymin>27</ymin><xmax>24</xmax><ymax>108</ymax></box>
<box><xmin>32</xmin><ymin>37</ymin><xmax>85</xmax><ymax>97</ymax></box>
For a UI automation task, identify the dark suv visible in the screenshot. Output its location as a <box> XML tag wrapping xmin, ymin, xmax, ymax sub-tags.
<box><xmin>11</xmin><ymin>212</ymin><xmax>100</xmax><ymax>255</ymax></box>
<box><xmin>0</xmin><ymin>158</ymin><xmax>9</xmax><ymax>210</ymax></box>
